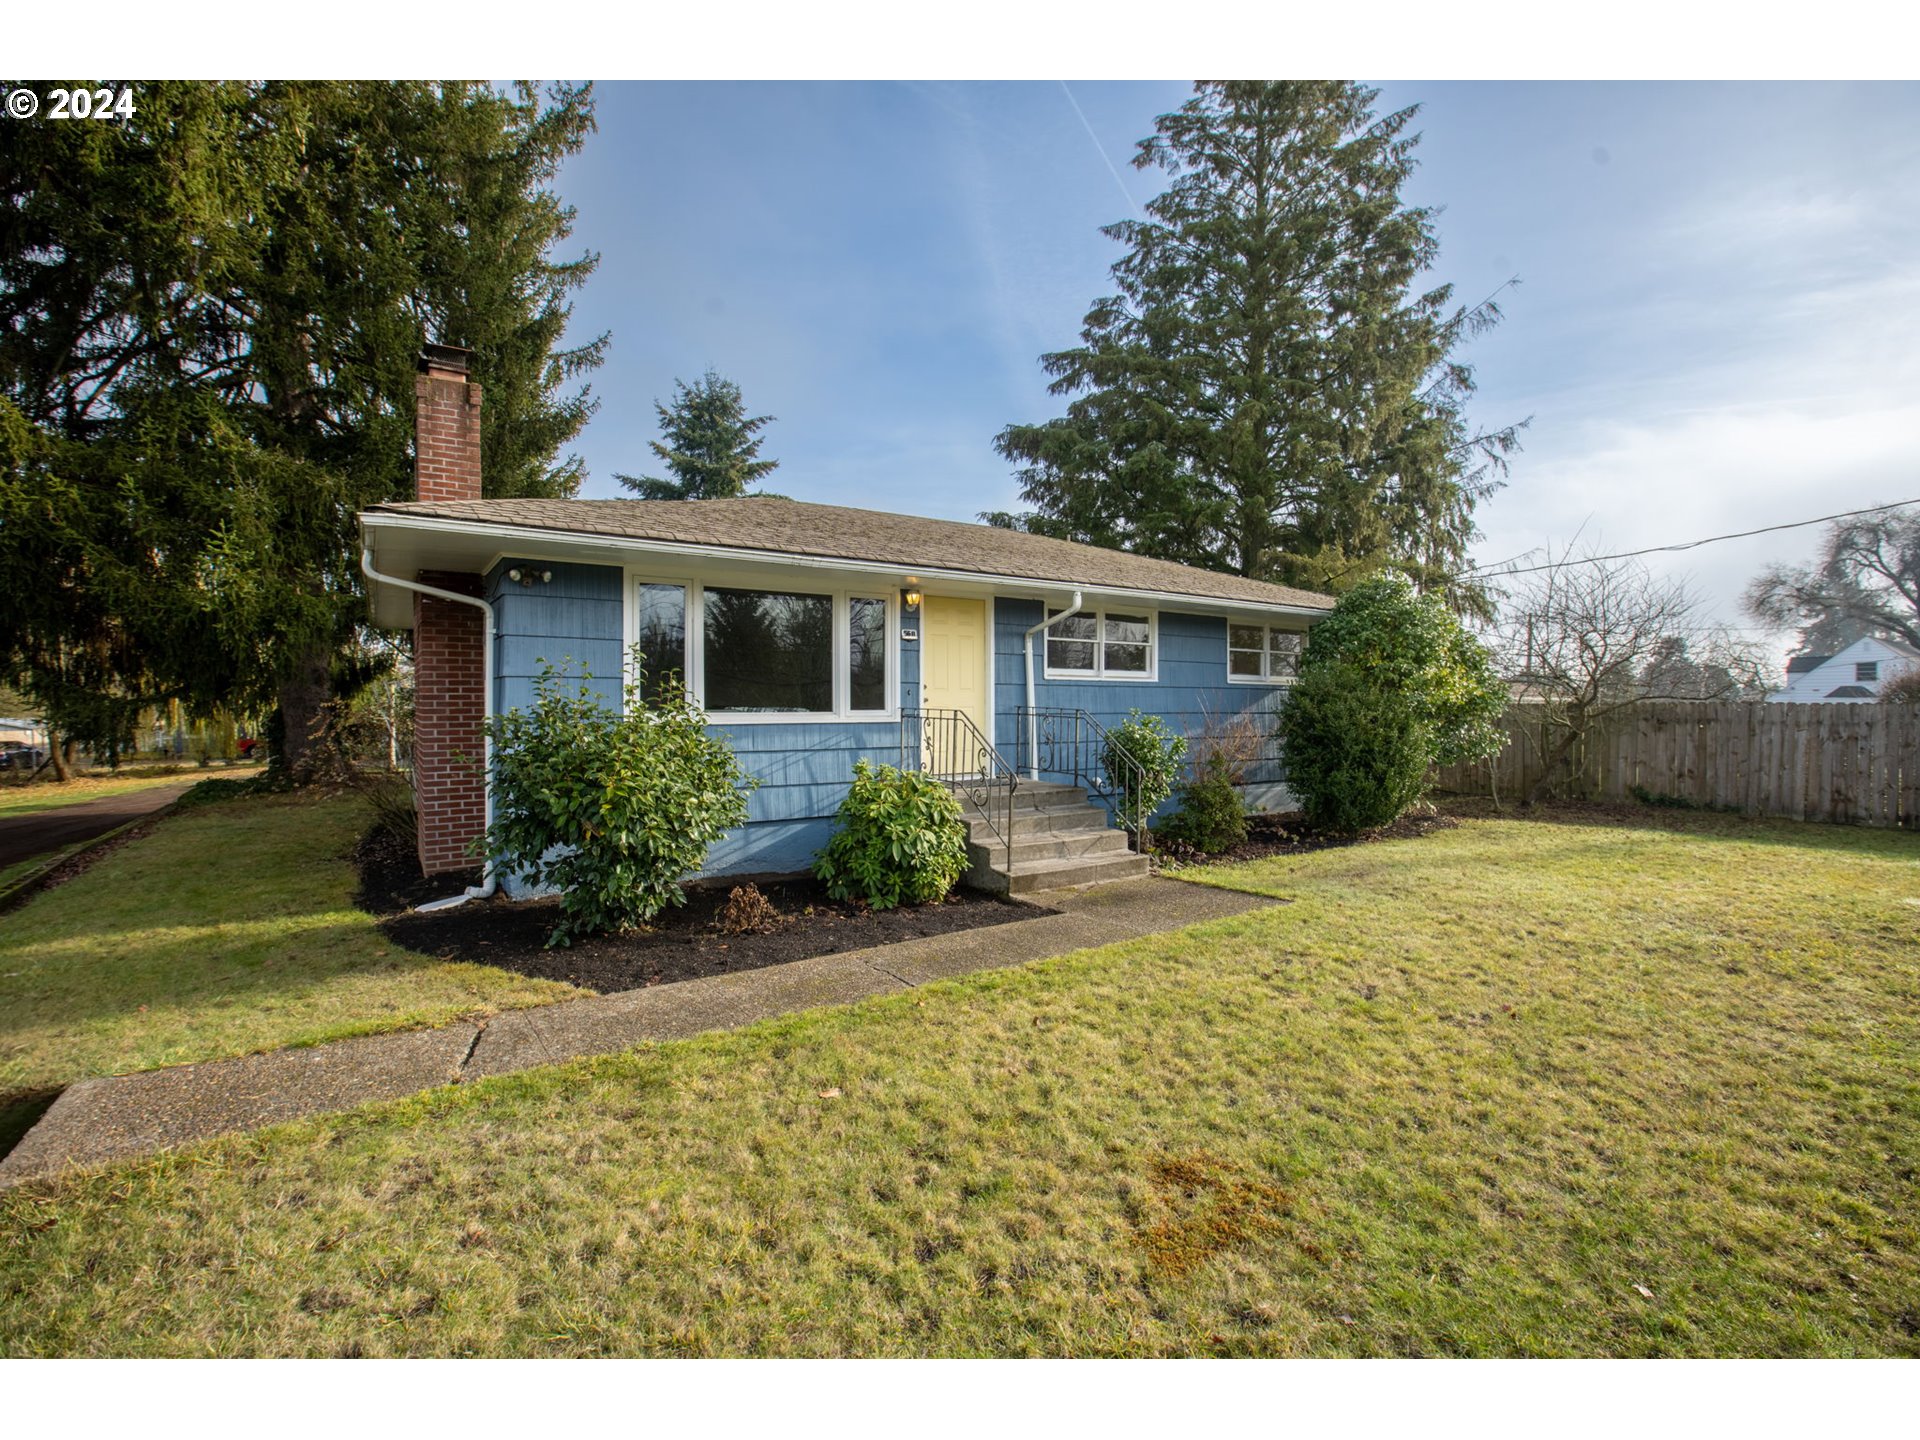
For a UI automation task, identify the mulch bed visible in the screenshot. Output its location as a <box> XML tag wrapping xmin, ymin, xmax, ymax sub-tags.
<box><xmin>1161</xmin><ymin>809</ymin><xmax>1459</xmax><ymax>868</ymax></box>
<box><xmin>354</xmin><ymin>827</ymin><xmax>1053</xmax><ymax>994</ymax></box>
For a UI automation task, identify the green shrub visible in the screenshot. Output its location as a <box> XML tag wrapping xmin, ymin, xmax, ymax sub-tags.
<box><xmin>483</xmin><ymin>654</ymin><xmax>754</xmax><ymax>947</ymax></box>
<box><xmin>1102</xmin><ymin>710</ymin><xmax>1186</xmax><ymax>830</ymax></box>
<box><xmin>1278</xmin><ymin>660</ymin><xmax>1432</xmax><ymax>834</ymax></box>
<box><xmin>1156</xmin><ymin>751</ymin><xmax>1249</xmax><ymax>854</ymax></box>
<box><xmin>815</xmin><ymin>759</ymin><xmax>969</xmax><ymax>910</ymax></box>
<box><xmin>1300</xmin><ymin>573</ymin><xmax>1506</xmax><ymax>768</ymax></box>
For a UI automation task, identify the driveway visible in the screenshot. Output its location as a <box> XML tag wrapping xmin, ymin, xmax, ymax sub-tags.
<box><xmin>0</xmin><ymin>780</ymin><xmax>202</xmax><ymax>871</ymax></box>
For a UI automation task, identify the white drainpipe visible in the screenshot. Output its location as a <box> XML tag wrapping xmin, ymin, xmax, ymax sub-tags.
<box><xmin>1023</xmin><ymin>589</ymin><xmax>1083</xmax><ymax>781</ymax></box>
<box><xmin>360</xmin><ymin>548</ymin><xmax>498</xmax><ymax>911</ymax></box>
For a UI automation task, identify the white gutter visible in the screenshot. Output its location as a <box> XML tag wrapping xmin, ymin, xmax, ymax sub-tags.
<box><xmin>1023</xmin><ymin>590</ymin><xmax>1083</xmax><ymax>781</ymax></box>
<box><xmin>359</xmin><ymin>548</ymin><xmax>498</xmax><ymax>912</ymax></box>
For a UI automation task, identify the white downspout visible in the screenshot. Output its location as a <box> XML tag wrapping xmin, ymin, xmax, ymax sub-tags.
<box><xmin>1023</xmin><ymin>589</ymin><xmax>1083</xmax><ymax>781</ymax></box>
<box><xmin>360</xmin><ymin>548</ymin><xmax>498</xmax><ymax>910</ymax></box>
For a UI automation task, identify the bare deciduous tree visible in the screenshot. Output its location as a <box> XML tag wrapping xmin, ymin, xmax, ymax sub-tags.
<box><xmin>1744</xmin><ymin>511</ymin><xmax>1920</xmax><ymax>653</ymax></box>
<box><xmin>1495</xmin><ymin>550</ymin><xmax>1766</xmax><ymax>805</ymax></box>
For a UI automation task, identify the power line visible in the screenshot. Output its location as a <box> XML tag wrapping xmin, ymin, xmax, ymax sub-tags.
<box><xmin>1472</xmin><ymin>497</ymin><xmax>1920</xmax><ymax>579</ymax></box>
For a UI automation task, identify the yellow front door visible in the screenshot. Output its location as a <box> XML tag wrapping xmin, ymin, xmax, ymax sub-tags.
<box><xmin>920</xmin><ymin>595</ymin><xmax>990</xmax><ymax>776</ymax></box>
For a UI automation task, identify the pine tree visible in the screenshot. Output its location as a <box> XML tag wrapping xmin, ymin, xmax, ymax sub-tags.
<box><xmin>990</xmin><ymin>82</ymin><xmax>1523</xmax><ymax>616</ymax></box>
<box><xmin>618</xmin><ymin>370</ymin><xmax>778</xmax><ymax>500</ymax></box>
<box><xmin>0</xmin><ymin>81</ymin><xmax>606</xmax><ymax>777</ymax></box>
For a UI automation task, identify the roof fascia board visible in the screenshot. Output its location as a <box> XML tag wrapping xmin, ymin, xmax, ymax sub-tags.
<box><xmin>359</xmin><ymin>511</ymin><xmax>1331</xmax><ymax>621</ymax></box>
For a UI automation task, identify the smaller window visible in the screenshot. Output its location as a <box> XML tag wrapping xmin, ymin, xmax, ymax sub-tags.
<box><xmin>1229</xmin><ymin>622</ymin><xmax>1304</xmax><ymax>683</ymax></box>
<box><xmin>1857</xmin><ymin>661</ymin><xmax>1879</xmax><ymax>682</ymax></box>
<box><xmin>849</xmin><ymin>597</ymin><xmax>888</xmax><ymax>711</ymax></box>
<box><xmin>1045</xmin><ymin>607</ymin><xmax>1155</xmax><ymax>679</ymax></box>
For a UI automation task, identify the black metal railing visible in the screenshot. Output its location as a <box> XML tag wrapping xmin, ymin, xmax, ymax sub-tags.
<box><xmin>1014</xmin><ymin>706</ymin><xmax>1151</xmax><ymax>848</ymax></box>
<box><xmin>899</xmin><ymin>707</ymin><xmax>1017</xmax><ymax>875</ymax></box>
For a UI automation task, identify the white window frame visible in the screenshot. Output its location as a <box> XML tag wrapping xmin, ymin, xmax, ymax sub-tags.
<box><xmin>1227</xmin><ymin>621</ymin><xmax>1305</xmax><ymax>685</ymax></box>
<box><xmin>626</xmin><ymin>576</ymin><xmax>899</xmax><ymax>723</ymax></box>
<box><xmin>1042</xmin><ymin>606</ymin><xmax>1159</xmax><ymax>683</ymax></box>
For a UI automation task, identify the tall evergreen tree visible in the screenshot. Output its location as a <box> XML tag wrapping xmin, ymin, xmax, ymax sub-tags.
<box><xmin>990</xmin><ymin>82</ymin><xmax>1523</xmax><ymax>615</ymax></box>
<box><xmin>618</xmin><ymin>370</ymin><xmax>778</xmax><ymax>500</ymax></box>
<box><xmin>0</xmin><ymin>81</ymin><xmax>606</xmax><ymax>777</ymax></box>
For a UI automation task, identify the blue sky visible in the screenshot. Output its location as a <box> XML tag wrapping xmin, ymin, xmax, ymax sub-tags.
<box><xmin>554</xmin><ymin>81</ymin><xmax>1920</xmax><ymax>656</ymax></box>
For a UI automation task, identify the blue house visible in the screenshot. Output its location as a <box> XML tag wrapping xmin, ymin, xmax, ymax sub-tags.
<box><xmin>360</xmin><ymin>347</ymin><xmax>1333</xmax><ymax>895</ymax></box>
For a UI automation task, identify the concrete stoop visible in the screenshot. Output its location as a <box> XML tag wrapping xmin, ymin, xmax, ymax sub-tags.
<box><xmin>958</xmin><ymin>780</ymin><xmax>1150</xmax><ymax>894</ymax></box>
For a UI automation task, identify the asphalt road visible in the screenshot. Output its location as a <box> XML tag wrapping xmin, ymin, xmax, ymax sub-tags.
<box><xmin>0</xmin><ymin>779</ymin><xmax>203</xmax><ymax>872</ymax></box>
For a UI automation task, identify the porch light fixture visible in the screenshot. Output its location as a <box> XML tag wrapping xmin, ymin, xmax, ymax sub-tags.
<box><xmin>902</xmin><ymin>586</ymin><xmax>922</xmax><ymax>610</ymax></box>
<box><xmin>506</xmin><ymin>567</ymin><xmax>552</xmax><ymax>586</ymax></box>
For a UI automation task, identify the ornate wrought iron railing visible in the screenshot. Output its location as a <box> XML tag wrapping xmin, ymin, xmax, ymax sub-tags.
<box><xmin>1014</xmin><ymin>706</ymin><xmax>1151</xmax><ymax>848</ymax></box>
<box><xmin>899</xmin><ymin>707</ymin><xmax>1017</xmax><ymax>875</ymax></box>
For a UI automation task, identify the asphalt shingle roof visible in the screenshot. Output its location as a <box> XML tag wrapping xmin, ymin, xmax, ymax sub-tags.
<box><xmin>369</xmin><ymin>496</ymin><xmax>1336</xmax><ymax>612</ymax></box>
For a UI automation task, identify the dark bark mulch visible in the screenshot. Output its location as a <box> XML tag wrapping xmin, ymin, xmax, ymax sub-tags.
<box><xmin>1161</xmin><ymin>809</ymin><xmax>1459</xmax><ymax>868</ymax></box>
<box><xmin>354</xmin><ymin>827</ymin><xmax>1053</xmax><ymax>995</ymax></box>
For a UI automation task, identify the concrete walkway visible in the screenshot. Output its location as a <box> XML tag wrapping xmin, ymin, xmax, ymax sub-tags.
<box><xmin>0</xmin><ymin>876</ymin><xmax>1272</xmax><ymax>1188</ymax></box>
<box><xmin>0</xmin><ymin>778</ymin><xmax>203</xmax><ymax>871</ymax></box>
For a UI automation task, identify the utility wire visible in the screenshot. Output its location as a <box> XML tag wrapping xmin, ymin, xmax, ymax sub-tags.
<box><xmin>1471</xmin><ymin>497</ymin><xmax>1920</xmax><ymax>579</ymax></box>
<box><xmin>1059</xmin><ymin>81</ymin><xmax>1141</xmax><ymax>217</ymax></box>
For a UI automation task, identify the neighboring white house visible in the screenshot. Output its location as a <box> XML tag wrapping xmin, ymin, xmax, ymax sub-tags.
<box><xmin>1768</xmin><ymin>636</ymin><xmax>1920</xmax><ymax>703</ymax></box>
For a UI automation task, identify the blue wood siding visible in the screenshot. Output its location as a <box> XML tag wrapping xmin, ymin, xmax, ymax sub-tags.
<box><xmin>482</xmin><ymin>564</ymin><xmax>1293</xmax><ymax>883</ymax></box>
<box><xmin>486</xmin><ymin>560</ymin><xmax>624</xmax><ymax>714</ymax></box>
<box><xmin>990</xmin><ymin>599</ymin><xmax>1292</xmax><ymax>816</ymax></box>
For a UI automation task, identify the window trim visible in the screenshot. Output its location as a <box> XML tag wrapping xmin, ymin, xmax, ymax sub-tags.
<box><xmin>1041</xmin><ymin>606</ymin><xmax>1160</xmax><ymax>683</ymax></box>
<box><xmin>625</xmin><ymin>575</ymin><xmax>899</xmax><ymax>723</ymax></box>
<box><xmin>1226</xmin><ymin>621</ymin><xmax>1305</xmax><ymax>686</ymax></box>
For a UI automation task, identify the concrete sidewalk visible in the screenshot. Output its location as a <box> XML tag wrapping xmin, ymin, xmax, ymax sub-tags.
<box><xmin>0</xmin><ymin>876</ymin><xmax>1273</xmax><ymax>1188</ymax></box>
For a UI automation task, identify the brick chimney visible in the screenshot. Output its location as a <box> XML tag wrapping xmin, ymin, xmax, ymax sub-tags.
<box><xmin>411</xmin><ymin>344</ymin><xmax>488</xmax><ymax>875</ymax></box>
<box><xmin>414</xmin><ymin>342</ymin><xmax>483</xmax><ymax>504</ymax></box>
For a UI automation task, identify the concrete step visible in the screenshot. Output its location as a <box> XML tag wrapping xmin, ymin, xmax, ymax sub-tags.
<box><xmin>962</xmin><ymin>804</ymin><xmax>1111</xmax><ymax>845</ymax></box>
<box><xmin>956</xmin><ymin>781</ymin><xmax>1105</xmax><ymax>816</ymax></box>
<box><xmin>1004</xmin><ymin>850</ymin><xmax>1151</xmax><ymax>895</ymax></box>
<box><xmin>968</xmin><ymin>826</ymin><xmax>1132</xmax><ymax>869</ymax></box>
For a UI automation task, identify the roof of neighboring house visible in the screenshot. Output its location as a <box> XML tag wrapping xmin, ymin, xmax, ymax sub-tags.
<box><xmin>1785</xmin><ymin>653</ymin><xmax>1831</xmax><ymax>675</ymax></box>
<box><xmin>1823</xmin><ymin>685</ymin><xmax>1875</xmax><ymax>699</ymax></box>
<box><xmin>366</xmin><ymin>496</ymin><xmax>1337</xmax><ymax>612</ymax></box>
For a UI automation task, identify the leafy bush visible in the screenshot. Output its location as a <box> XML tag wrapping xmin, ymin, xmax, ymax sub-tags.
<box><xmin>1882</xmin><ymin>668</ymin><xmax>1920</xmax><ymax>704</ymax></box>
<box><xmin>815</xmin><ymin>759</ymin><xmax>969</xmax><ymax>909</ymax></box>
<box><xmin>1102</xmin><ymin>710</ymin><xmax>1187</xmax><ymax>830</ymax></box>
<box><xmin>1278</xmin><ymin>660</ymin><xmax>1433</xmax><ymax>834</ymax></box>
<box><xmin>483</xmin><ymin>655</ymin><xmax>754</xmax><ymax>947</ymax></box>
<box><xmin>1300</xmin><ymin>573</ymin><xmax>1506</xmax><ymax>767</ymax></box>
<box><xmin>1156</xmin><ymin>751</ymin><xmax>1249</xmax><ymax>855</ymax></box>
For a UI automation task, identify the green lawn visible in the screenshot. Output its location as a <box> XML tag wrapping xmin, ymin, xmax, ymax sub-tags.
<box><xmin>2</xmin><ymin>804</ymin><xmax>1916</xmax><ymax>1356</ymax></box>
<box><xmin>0</xmin><ymin>764</ymin><xmax>259</xmax><ymax>820</ymax></box>
<box><xmin>0</xmin><ymin>792</ymin><xmax>580</xmax><ymax>1098</ymax></box>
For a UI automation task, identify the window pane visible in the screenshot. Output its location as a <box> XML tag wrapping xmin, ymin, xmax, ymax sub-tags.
<box><xmin>1047</xmin><ymin>610</ymin><xmax>1097</xmax><ymax>672</ymax></box>
<box><xmin>1104</xmin><ymin>613</ymin><xmax>1149</xmax><ymax>646</ymax></box>
<box><xmin>703</xmin><ymin>587</ymin><xmax>834</xmax><ymax>713</ymax></box>
<box><xmin>1229</xmin><ymin>648</ymin><xmax>1264</xmax><ymax>678</ymax></box>
<box><xmin>1268</xmin><ymin>630</ymin><xmax>1303</xmax><ymax>677</ymax></box>
<box><xmin>849</xmin><ymin>597</ymin><xmax>887</xmax><ymax>711</ymax></box>
<box><xmin>637</xmin><ymin>584</ymin><xmax>687</xmax><ymax>702</ymax></box>
<box><xmin>1104</xmin><ymin>643</ymin><xmax>1149</xmax><ymax>673</ymax></box>
<box><xmin>1049</xmin><ymin>610</ymin><xmax>1096</xmax><ymax>641</ymax></box>
<box><xmin>1048</xmin><ymin>636</ymin><xmax>1096</xmax><ymax>672</ymax></box>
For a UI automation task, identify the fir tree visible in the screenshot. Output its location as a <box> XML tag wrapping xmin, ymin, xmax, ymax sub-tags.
<box><xmin>990</xmin><ymin>82</ymin><xmax>1523</xmax><ymax>616</ymax></box>
<box><xmin>618</xmin><ymin>370</ymin><xmax>778</xmax><ymax>500</ymax></box>
<box><xmin>0</xmin><ymin>81</ymin><xmax>605</xmax><ymax>777</ymax></box>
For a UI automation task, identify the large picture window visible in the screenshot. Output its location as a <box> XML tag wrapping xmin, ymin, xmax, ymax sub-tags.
<box><xmin>1044</xmin><ymin>607</ymin><xmax>1156</xmax><ymax>680</ymax></box>
<box><xmin>632</xmin><ymin>579</ymin><xmax>893</xmax><ymax>718</ymax></box>
<box><xmin>1228</xmin><ymin>622</ymin><xmax>1303</xmax><ymax>683</ymax></box>
<box><xmin>704</xmin><ymin>587</ymin><xmax>834</xmax><ymax>713</ymax></box>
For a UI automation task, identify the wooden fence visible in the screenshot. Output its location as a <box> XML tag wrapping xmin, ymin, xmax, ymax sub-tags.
<box><xmin>1431</xmin><ymin>701</ymin><xmax>1920</xmax><ymax>828</ymax></box>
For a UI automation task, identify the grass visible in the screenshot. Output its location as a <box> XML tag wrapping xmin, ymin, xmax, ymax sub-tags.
<box><xmin>0</xmin><ymin>764</ymin><xmax>260</xmax><ymax>820</ymax></box>
<box><xmin>1</xmin><ymin>803</ymin><xmax>1916</xmax><ymax>1356</ymax></box>
<box><xmin>0</xmin><ymin>792</ymin><xmax>581</xmax><ymax>1099</ymax></box>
